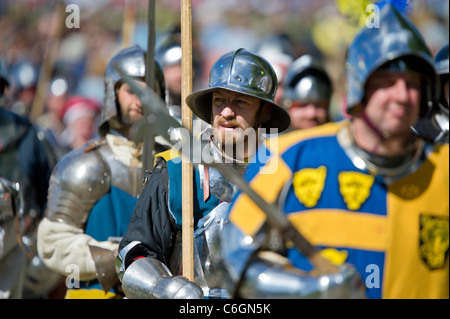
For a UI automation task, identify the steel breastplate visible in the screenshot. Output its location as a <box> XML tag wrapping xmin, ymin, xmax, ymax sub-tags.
<box><xmin>169</xmin><ymin>202</ymin><xmax>231</xmax><ymax>298</ymax></box>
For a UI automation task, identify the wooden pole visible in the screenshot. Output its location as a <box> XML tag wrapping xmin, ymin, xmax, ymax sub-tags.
<box><xmin>143</xmin><ymin>0</ymin><xmax>156</xmax><ymax>175</ymax></box>
<box><xmin>181</xmin><ymin>0</ymin><xmax>194</xmax><ymax>281</ymax></box>
<box><xmin>121</xmin><ymin>0</ymin><xmax>137</xmax><ymax>48</ymax></box>
<box><xmin>29</xmin><ymin>2</ymin><xmax>64</xmax><ymax>122</ymax></box>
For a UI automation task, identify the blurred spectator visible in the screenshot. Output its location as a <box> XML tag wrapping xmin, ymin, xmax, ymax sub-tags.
<box><xmin>156</xmin><ymin>28</ymin><xmax>183</xmax><ymax>122</ymax></box>
<box><xmin>60</xmin><ymin>95</ymin><xmax>101</xmax><ymax>151</ymax></box>
<box><xmin>281</xmin><ymin>54</ymin><xmax>333</xmax><ymax>131</ymax></box>
<box><xmin>35</xmin><ymin>76</ymin><xmax>70</xmax><ymax>161</ymax></box>
<box><xmin>1</xmin><ymin>56</ymin><xmax>53</xmax><ymax>298</ymax></box>
<box><xmin>256</xmin><ymin>34</ymin><xmax>295</xmax><ymax>105</ymax></box>
<box><xmin>7</xmin><ymin>60</ymin><xmax>39</xmax><ymax>117</ymax></box>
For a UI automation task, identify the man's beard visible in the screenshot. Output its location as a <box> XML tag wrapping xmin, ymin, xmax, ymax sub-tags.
<box><xmin>212</xmin><ymin>126</ymin><xmax>259</xmax><ymax>162</ymax></box>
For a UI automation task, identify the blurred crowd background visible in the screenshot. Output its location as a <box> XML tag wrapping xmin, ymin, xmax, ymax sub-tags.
<box><xmin>0</xmin><ymin>0</ymin><xmax>449</xmax><ymax>153</ymax></box>
<box><xmin>0</xmin><ymin>0</ymin><xmax>448</xmax><ymax>300</ymax></box>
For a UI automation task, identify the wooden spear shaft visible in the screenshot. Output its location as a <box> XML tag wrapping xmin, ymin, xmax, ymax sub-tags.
<box><xmin>29</xmin><ymin>2</ymin><xmax>64</xmax><ymax>122</ymax></box>
<box><xmin>143</xmin><ymin>0</ymin><xmax>156</xmax><ymax>175</ymax></box>
<box><xmin>181</xmin><ymin>0</ymin><xmax>194</xmax><ymax>281</ymax></box>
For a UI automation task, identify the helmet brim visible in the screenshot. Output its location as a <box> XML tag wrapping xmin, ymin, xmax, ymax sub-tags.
<box><xmin>186</xmin><ymin>86</ymin><xmax>291</xmax><ymax>133</ymax></box>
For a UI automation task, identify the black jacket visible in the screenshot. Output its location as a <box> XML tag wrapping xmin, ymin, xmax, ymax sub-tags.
<box><xmin>0</xmin><ymin>108</ymin><xmax>52</xmax><ymax>219</ymax></box>
<box><xmin>119</xmin><ymin>157</ymin><xmax>178</xmax><ymax>269</ymax></box>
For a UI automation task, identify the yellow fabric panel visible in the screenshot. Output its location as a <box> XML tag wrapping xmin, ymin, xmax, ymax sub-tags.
<box><xmin>65</xmin><ymin>289</ymin><xmax>121</xmax><ymax>299</ymax></box>
<box><xmin>230</xmin><ymin>121</ymin><xmax>347</xmax><ymax>237</ymax></box>
<box><xmin>287</xmin><ymin>209</ymin><xmax>387</xmax><ymax>251</ymax></box>
<box><xmin>383</xmin><ymin>144</ymin><xmax>449</xmax><ymax>299</ymax></box>
<box><xmin>266</xmin><ymin>120</ymin><xmax>347</xmax><ymax>155</ymax></box>
<box><xmin>229</xmin><ymin>158</ymin><xmax>292</xmax><ymax>236</ymax></box>
<box><xmin>153</xmin><ymin>149</ymin><xmax>181</xmax><ymax>167</ymax></box>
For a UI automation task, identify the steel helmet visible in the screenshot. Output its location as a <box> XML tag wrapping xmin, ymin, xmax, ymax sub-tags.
<box><xmin>435</xmin><ymin>44</ymin><xmax>449</xmax><ymax>76</ymax></box>
<box><xmin>9</xmin><ymin>61</ymin><xmax>39</xmax><ymax>96</ymax></box>
<box><xmin>434</xmin><ymin>43</ymin><xmax>449</xmax><ymax>109</ymax></box>
<box><xmin>99</xmin><ymin>45</ymin><xmax>166</xmax><ymax>135</ymax></box>
<box><xmin>186</xmin><ymin>48</ymin><xmax>290</xmax><ymax>132</ymax></box>
<box><xmin>0</xmin><ymin>57</ymin><xmax>9</xmax><ymax>88</ymax></box>
<box><xmin>0</xmin><ymin>57</ymin><xmax>9</xmax><ymax>101</ymax></box>
<box><xmin>282</xmin><ymin>54</ymin><xmax>332</xmax><ymax>108</ymax></box>
<box><xmin>156</xmin><ymin>39</ymin><xmax>182</xmax><ymax>68</ymax></box>
<box><xmin>345</xmin><ymin>4</ymin><xmax>438</xmax><ymax>117</ymax></box>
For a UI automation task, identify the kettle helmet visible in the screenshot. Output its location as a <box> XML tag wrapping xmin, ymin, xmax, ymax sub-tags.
<box><xmin>186</xmin><ymin>48</ymin><xmax>290</xmax><ymax>132</ymax></box>
<box><xmin>345</xmin><ymin>4</ymin><xmax>438</xmax><ymax>117</ymax></box>
<box><xmin>434</xmin><ymin>43</ymin><xmax>449</xmax><ymax>109</ymax></box>
<box><xmin>282</xmin><ymin>54</ymin><xmax>332</xmax><ymax>108</ymax></box>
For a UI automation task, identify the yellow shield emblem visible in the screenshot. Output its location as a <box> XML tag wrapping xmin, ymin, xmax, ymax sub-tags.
<box><xmin>419</xmin><ymin>214</ymin><xmax>449</xmax><ymax>270</ymax></box>
<box><xmin>292</xmin><ymin>166</ymin><xmax>326</xmax><ymax>208</ymax></box>
<box><xmin>338</xmin><ymin>172</ymin><xmax>374</xmax><ymax>210</ymax></box>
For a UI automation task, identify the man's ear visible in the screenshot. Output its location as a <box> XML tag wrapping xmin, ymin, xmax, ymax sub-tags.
<box><xmin>258</xmin><ymin>103</ymin><xmax>273</xmax><ymax>126</ymax></box>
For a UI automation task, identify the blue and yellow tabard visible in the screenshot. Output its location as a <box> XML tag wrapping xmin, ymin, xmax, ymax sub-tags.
<box><xmin>229</xmin><ymin>120</ymin><xmax>449</xmax><ymax>299</ymax></box>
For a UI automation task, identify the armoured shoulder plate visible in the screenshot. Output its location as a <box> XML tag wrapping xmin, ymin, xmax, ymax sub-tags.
<box><xmin>46</xmin><ymin>141</ymin><xmax>111</xmax><ymax>228</ymax></box>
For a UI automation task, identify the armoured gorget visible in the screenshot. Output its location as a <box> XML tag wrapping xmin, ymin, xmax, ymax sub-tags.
<box><xmin>198</xmin><ymin>128</ymin><xmax>251</xmax><ymax>203</ymax></box>
<box><xmin>337</xmin><ymin>121</ymin><xmax>429</xmax><ymax>185</ymax></box>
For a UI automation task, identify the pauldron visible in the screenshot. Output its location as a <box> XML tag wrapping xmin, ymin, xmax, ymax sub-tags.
<box><xmin>45</xmin><ymin>137</ymin><xmax>142</xmax><ymax>228</ymax></box>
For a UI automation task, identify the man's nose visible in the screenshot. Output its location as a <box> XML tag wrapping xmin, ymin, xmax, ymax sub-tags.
<box><xmin>393</xmin><ymin>78</ymin><xmax>409</xmax><ymax>103</ymax></box>
<box><xmin>304</xmin><ymin>103</ymin><xmax>318</xmax><ymax>117</ymax></box>
<box><xmin>134</xmin><ymin>94</ymin><xmax>142</xmax><ymax>107</ymax></box>
<box><xmin>221</xmin><ymin>104</ymin><xmax>235</xmax><ymax>118</ymax></box>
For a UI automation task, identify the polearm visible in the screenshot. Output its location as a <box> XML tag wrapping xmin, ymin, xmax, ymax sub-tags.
<box><xmin>143</xmin><ymin>0</ymin><xmax>156</xmax><ymax>175</ymax></box>
<box><xmin>29</xmin><ymin>2</ymin><xmax>65</xmax><ymax>122</ymax></box>
<box><xmin>180</xmin><ymin>0</ymin><xmax>195</xmax><ymax>281</ymax></box>
<box><xmin>113</xmin><ymin>66</ymin><xmax>340</xmax><ymax>278</ymax></box>
<box><xmin>122</xmin><ymin>0</ymin><xmax>137</xmax><ymax>48</ymax></box>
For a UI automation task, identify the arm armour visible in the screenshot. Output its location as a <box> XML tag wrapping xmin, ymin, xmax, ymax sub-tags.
<box><xmin>37</xmin><ymin>145</ymin><xmax>117</xmax><ymax>280</ymax></box>
<box><xmin>218</xmin><ymin>221</ymin><xmax>366</xmax><ymax>298</ymax></box>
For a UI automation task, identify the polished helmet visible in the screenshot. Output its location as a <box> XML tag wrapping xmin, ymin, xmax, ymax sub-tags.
<box><xmin>0</xmin><ymin>57</ymin><xmax>9</xmax><ymax>99</ymax></box>
<box><xmin>345</xmin><ymin>4</ymin><xmax>438</xmax><ymax>117</ymax></box>
<box><xmin>186</xmin><ymin>48</ymin><xmax>290</xmax><ymax>132</ymax></box>
<box><xmin>9</xmin><ymin>61</ymin><xmax>39</xmax><ymax>96</ymax></box>
<box><xmin>156</xmin><ymin>38</ymin><xmax>182</xmax><ymax>68</ymax></box>
<box><xmin>282</xmin><ymin>54</ymin><xmax>332</xmax><ymax>108</ymax></box>
<box><xmin>434</xmin><ymin>43</ymin><xmax>449</xmax><ymax>109</ymax></box>
<box><xmin>0</xmin><ymin>57</ymin><xmax>9</xmax><ymax>87</ymax></box>
<box><xmin>99</xmin><ymin>45</ymin><xmax>166</xmax><ymax>135</ymax></box>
